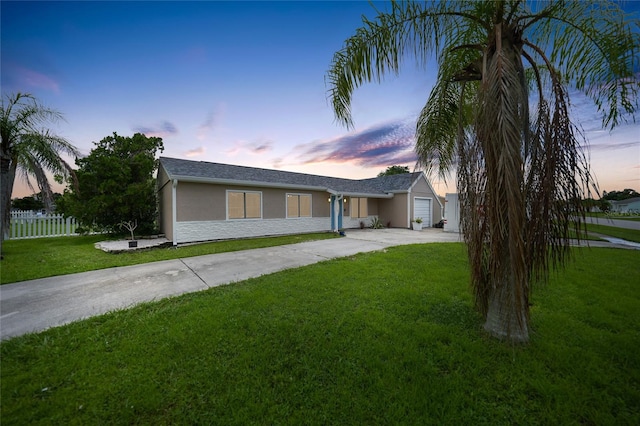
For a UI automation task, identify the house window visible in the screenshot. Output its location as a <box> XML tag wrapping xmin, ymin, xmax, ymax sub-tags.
<box><xmin>228</xmin><ymin>191</ymin><xmax>262</xmax><ymax>219</ymax></box>
<box><xmin>350</xmin><ymin>197</ymin><xmax>368</xmax><ymax>218</ymax></box>
<box><xmin>287</xmin><ymin>194</ymin><xmax>312</xmax><ymax>218</ymax></box>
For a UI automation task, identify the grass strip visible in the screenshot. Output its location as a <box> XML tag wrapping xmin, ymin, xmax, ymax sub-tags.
<box><xmin>586</xmin><ymin>212</ymin><xmax>640</xmax><ymax>222</ymax></box>
<box><xmin>0</xmin><ymin>232</ymin><xmax>337</xmax><ymax>284</ymax></box>
<box><xmin>586</xmin><ymin>223</ymin><xmax>640</xmax><ymax>243</ymax></box>
<box><xmin>1</xmin><ymin>244</ymin><xmax>638</xmax><ymax>425</ymax></box>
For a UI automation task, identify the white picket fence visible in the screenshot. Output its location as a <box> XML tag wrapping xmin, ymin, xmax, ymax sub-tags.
<box><xmin>9</xmin><ymin>210</ymin><xmax>79</xmax><ymax>239</ymax></box>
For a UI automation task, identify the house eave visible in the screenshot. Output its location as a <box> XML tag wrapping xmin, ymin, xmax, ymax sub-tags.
<box><xmin>341</xmin><ymin>192</ymin><xmax>394</xmax><ymax>199</ymax></box>
<box><xmin>169</xmin><ymin>175</ymin><xmax>329</xmax><ymax>192</ymax></box>
<box><xmin>170</xmin><ymin>175</ymin><xmax>394</xmax><ymax>198</ymax></box>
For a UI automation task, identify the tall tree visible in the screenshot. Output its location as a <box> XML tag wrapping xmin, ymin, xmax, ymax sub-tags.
<box><xmin>11</xmin><ymin>193</ymin><xmax>46</xmax><ymax>212</ymax></box>
<box><xmin>327</xmin><ymin>0</ymin><xmax>638</xmax><ymax>342</ymax></box>
<box><xmin>378</xmin><ymin>165</ymin><xmax>411</xmax><ymax>176</ymax></box>
<box><xmin>0</xmin><ymin>93</ymin><xmax>79</xmax><ymax>255</ymax></box>
<box><xmin>58</xmin><ymin>133</ymin><xmax>164</xmax><ymax>236</ymax></box>
<box><xmin>602</xmin><ymin>189</ymin><xmax>640</xmax><ymax>201</ymax></box>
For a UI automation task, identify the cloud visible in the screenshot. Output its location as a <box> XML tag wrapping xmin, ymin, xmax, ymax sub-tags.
<box><xmin>288</xmin><ymin>119</ymin><xmax>417</xmax><ymax>168</ymax></box>
<box><xmin>185</xmin><ymin>146</ymin><xmax>206</xmax><ymax>157</ymax></box>
<box><xmin>587</xmin><ymin>140</ymin><xmax>640</xmax><ymax>151</ymax></box>
<box><xmin>226</xmin><ymin>139</ymin><xmax>274</xmax><ymax>156</ymax></box>
<box><xmin>132</xmin><ymin>120</ymin><xmax>179</xmax><ymax>138</ymax></box>
<box><xmin>3</xmin><ymin>63</ymin><xmax>60</xmax><ymax>93</ymax></box>
<box><xmin>252</xmin><ymin>143</ymin><xmax>272</xmax><ymax>154</ymax></box>
<box><xmin>197</xmin><ymin>103</ymin><xmax>226</xmax><ymax>141</ymax></box>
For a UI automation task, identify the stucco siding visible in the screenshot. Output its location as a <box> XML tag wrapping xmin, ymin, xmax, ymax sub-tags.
<box><xmin>312</xmin><ymin>192</ymin><xmax>331</xmax><ymax>217</ymax></box>
<box><xmin>175</xmin><ymin>183</ymin><xmax>331</xmax><ymax>222</ymax></box>
<box><xmin>175</xmin><ymin>182</ymin><xmax>224</xmax><ymax>221</ymax></box>
<box><xmin>175</xmin><ymin>217</ymin><xmax>330</xmax><ymax>243</ymax></box>
<box><xmin>378</xmin><ymin>194</ymin><xmax>409</xmax><ymax>228</ymax></box>
<box><xmin>367</xmin><ymin>198</ymin><xmax>379</xmax><ymax>216</ymax></box>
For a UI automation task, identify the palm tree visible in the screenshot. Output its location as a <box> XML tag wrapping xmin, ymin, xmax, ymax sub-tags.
<box><xmin>0</xmin><ymin>93</ymin><xmax>79</xmax><ymax>255</ymax></box>
<box><xmin>327</xmin><ymin>0</ymin><xmax>638</xmax><ymax>342</ymax></box>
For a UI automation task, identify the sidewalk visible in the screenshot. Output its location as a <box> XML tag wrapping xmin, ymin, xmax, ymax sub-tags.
<box><xmin>0</xmin><ymin>229</ymin><xmax>460</xmax><ymax>340</ymax></box>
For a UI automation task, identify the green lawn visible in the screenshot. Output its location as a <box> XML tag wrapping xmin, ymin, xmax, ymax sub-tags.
<box><xmin>1</xmin><ymin>244</ymin><xmax>638</xmax><ymax>425</ymax></box>
<box><xmin>586</xmin><ymin>212</ymin><xmax>640</xmax><ymax>221</ymax></box>
<box><xmin>586</xmin><ymin>223</ymin><xmax>640</xmax><ymax>243</ymax></box>
<box><xmin>3</xmin><ymin>224</ymin><xmax>636</xmax><ymax>285</ymax></box>
<box><xmin>0</xmin><ymin>233</ymin><xmax>338</xmax><ymax>284</ymax></box>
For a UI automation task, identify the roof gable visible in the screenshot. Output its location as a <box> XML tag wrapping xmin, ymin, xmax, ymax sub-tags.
<box><xmin>611</xmin><ymin>197</ymin><xmax>640</xmax><ymax>205</ymax></box>
<box><xmin>159</xmin><ymin>157</ymin><xmax>423</xmax><ymax>197</ymax></box>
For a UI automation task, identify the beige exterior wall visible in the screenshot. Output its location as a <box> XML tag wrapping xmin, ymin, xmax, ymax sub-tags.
<box><xmin>157</xmin><ymin>166</ymin><xmax>173</xmax><ymax>239</ymax></box>
<box><xmin>160</xmin><ymin>173</ymin><xmax>441</xmax><ymax>242</ymax></box>
<box><xmin>175</xmin><ymin>182</ymin><xmax>331</xmax><ymax>222</ymax></box>
<box><xmin>378</xmin><ymin>193</ymin><xmax>409</xmax><ymax>228</ymax></box>
<box><xmin>368</xmin><ymin>198</ymin><xmax>379</xmax><ymax>216</ymax></box>
<box><xmin>410</xmin><ymin>176</ymin><xmax>443</xmax><ymax>227</ymax></box>
<box><xmin>176</xmin><ymin>182</ymin><xmax>226</xmax><ymax>222</ymax></box>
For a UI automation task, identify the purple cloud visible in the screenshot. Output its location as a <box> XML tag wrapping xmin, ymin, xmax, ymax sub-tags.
<box><xmin>133</xmin><ymin>120</ymin><xmax>179</xmax><ymax>138</ymax></box>
<box><xmin>197</xmin><ymin>103</ymin><xmax>225</xmax><ymax>141</ymax></box>
<box><xmin>290</xmin><ymin>119</ymin><xmax>417</xmax><ymax>168</ymax></box>
<box><xmin>2</xmin><ymin>63</ymin><xmax>60</xmax><ymax>93</ymax></box>
<box><xmin>185</xmin><ymin>146</ymin><xmax>206</xmax><ymax>157</ymax></box>
<box><xmin>587</xmin><ymin>140</ymin><xmax>640</xmax><ymax>151</ymax></box>
<box><xmin>226</xmin><ymin>139</ymin><xmax>273</xmax><ymax>156</ymax></box>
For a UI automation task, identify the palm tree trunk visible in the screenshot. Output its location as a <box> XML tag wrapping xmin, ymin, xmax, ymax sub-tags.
<box><xmin>483</xmin><ymin>240</ymin><xmax>529</xmax><ymax>342</ymax></box>
<box><xmin>475</xmin><ymin>23</ymin><xmax>530</xmax><ymax>343</ymax></box>
<box><xmin>1</xmin><ymin>160</ymin><xmax>17</xmax><ymax>238</ymax></box>
<box><xmin>0</xmin><ymin>156</ymin><xmax>12</xmax><ymax>256</ymax></box>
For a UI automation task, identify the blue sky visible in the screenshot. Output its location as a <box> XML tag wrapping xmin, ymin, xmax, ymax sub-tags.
<box><xmin>3</xmin><ymin>0</ymin><xmax>639</xmax><ymax>198</ymax></box>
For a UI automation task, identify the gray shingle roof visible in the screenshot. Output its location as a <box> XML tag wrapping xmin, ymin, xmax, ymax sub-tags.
<box><xmin>159</xmin><ymin>157</ymin><xmax>420</xmax><ymax>197</ymax></box>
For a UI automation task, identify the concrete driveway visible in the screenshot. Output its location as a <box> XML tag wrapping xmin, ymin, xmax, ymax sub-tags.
<box><xmin>0</xmin><ymin>228</ymin><xmax>461</xmax><ymax>340</ymax></box>
<box><xmin>584</xmin><ymin>216</ymin><xmax>640</xmax><ymax>230</ymax></box>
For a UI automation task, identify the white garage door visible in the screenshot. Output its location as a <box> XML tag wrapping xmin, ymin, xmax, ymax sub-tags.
<box><xmin>414</xmin><ymin>198</ymin><xmax>432</xmax><ymax>227</ymax></box>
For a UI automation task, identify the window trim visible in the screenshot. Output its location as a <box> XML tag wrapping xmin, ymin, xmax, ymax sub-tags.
<box><xmin>226</xmin><ymin>190</ymin><xmax>263</xmax><ymax>220</ymax></box>
<box><xmin>286</xmin><ymin>193</ymin><xmax>312</xmax><ymax>218</ymax></box>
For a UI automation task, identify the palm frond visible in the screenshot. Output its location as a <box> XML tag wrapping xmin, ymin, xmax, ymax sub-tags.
<box><xmin>524</xmin><ymin>0</ymin><xmax>639</xmax><ymax>128</ymax></box>
<box><xmin>326</xmin><ymin>0</ymin><xmax>492</xmax><ymax>128</ymax></box>
<box><xmin>327</xmin><ymin>0</ymin><xmax>638</xmax><ymax>343</ymax></box>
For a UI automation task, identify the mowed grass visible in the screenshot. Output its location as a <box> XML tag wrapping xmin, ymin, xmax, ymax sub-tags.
<box><xmin>0</xmin><ymin>233</ymin><xmax>337</xmax><ymax>284</ymax></box>
<box><xmin>586</xmin><ymin>223</ymin><xmax>640</xmax><ymax>243</ymax></box>
<box><xmin>586</xmin><ymin>212</ymin><xmax>640</xmax><ymax>221</ymax></box>
<box><xmin>1</xmin><ymin>244</ymin><xmax>638</xmax><ymax>425</ymax></box>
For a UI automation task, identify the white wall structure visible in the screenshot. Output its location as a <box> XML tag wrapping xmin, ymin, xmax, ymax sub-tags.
<box><xmin>444</xmin><ymin>193</ymin><xmax>461</xmax><ymax>233</ymax></box>
<box><xmin>176</xmin><ymin>217</ymin><xmax>330</xmax><ymax>244</ymax></box>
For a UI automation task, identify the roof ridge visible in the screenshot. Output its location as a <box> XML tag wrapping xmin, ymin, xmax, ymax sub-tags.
<box><xmin>160</xmin><ymin>156</ymin><xmax>363</xmax><ymax>182</ymax></box>
<box><xmin>159</xmin><ymin>157</ymin><xmax>419</xmax><ymax>196</ymax></box>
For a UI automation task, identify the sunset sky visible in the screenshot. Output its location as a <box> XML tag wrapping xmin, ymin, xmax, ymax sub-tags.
<box><xmin>3</xmin><ymin>1</ymin><xmax>639</xmax><ymax>199</ymax></box>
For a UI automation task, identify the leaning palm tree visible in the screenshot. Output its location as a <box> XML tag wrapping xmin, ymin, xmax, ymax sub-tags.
<box><xmin>327</xmin><ymin>0</ymin><xmax>638</xmax><ymax>342</ymax></box>
<box><xmin>0</xmin><ymin>93</ymin><xmax>79</xmax><ymax>254</ymax></box>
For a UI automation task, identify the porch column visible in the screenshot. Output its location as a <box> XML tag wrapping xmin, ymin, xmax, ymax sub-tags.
<box><xmin>330</xmin><ymin>194</ymin><xmax>343</xmax><ymax>232</ymax></box>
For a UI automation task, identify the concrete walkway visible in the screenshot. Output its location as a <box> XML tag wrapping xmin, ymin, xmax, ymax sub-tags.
<box><xmin>1</xmin><ymin>227</ymin><xmax>636</xmax><ymax>341</ymax></box>
<box><xmin>0</xmin><ymin>229</ymin><xmax>461</xmax><ymax>340</ymax></box>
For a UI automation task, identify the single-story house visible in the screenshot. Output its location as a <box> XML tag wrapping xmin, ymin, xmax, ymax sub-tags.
<box><xmin>610</xmin><ymin>197</ymin><xmax>640</xmax><ymax>214</ymax></box>
<box><xmin>157</xmin><ymin>157</ymin><xmax>443</xmax><ymax>245</ymax></box>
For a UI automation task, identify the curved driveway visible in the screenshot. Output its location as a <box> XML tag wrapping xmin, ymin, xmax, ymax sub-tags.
<box><xmin>3</xmin><ymin>225</ymin><xmax>637</xmax><ymax>341</ymax></box>
<box><xmin>0</xmin><ymin>229</ymin><xmax>461</xmax><ymax>340</ymax></box>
